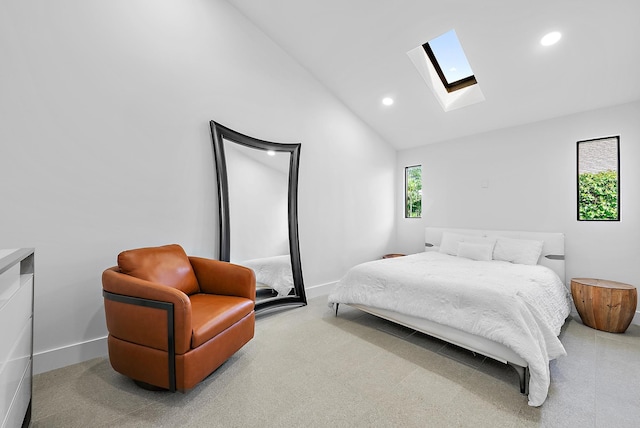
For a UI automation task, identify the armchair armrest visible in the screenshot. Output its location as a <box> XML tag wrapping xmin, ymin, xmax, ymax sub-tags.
<box><xmin>102</xmin><ymin>267</ymin><xmax>192</xmax><ymax>354</ymax></box>
<box><xmin>188</xmin><ymin>257</ymin><xmax>256</xmax><ymax>301</ymax></box>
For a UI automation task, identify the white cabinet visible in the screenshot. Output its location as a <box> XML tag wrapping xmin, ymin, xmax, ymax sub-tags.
<box><xmin>0</xmin><ymin>249</ymin><xmax>34</xmax><ymax>428</ymax></box>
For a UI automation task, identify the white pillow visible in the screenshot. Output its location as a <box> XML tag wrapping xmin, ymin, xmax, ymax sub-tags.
<box><xmin>439</xmin><ymin>232</ymin><xmax>495</xmax><ymax>256</ymax></box>
<box><xmin>457</xmin><ymin>242</ymin><xmax>494</xmax><ymax>261</ymax></box>
<box><xmin>439</xmin><ymin>232</ymin><xmax>471</xmax><ymax>255</ymax></box>
<box><xmin>493</xmin><ymin>237</ymin><xmax>544</xmax><ymax>265</ymax></box>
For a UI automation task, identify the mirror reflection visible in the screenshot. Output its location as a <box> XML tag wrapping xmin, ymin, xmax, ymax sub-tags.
<box><xmin>224</xmin><ymin>142</ymin><xmax>294</xmax><ymax>300</ymax></box>
<box><xmin>210</xmin><ymin>120</ymin><xmax>306</xmax><ymax>312</ymax></box>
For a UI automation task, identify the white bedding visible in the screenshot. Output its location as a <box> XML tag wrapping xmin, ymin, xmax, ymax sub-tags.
<box><xmin>327</xmin><ymin>251</ymin><xmax>572</xmax><ymax>406</ymax></box>
<box><xmin>241</xmin><ymin>255</ymin><xmax>293</xmax><ymax>296</ymax></box>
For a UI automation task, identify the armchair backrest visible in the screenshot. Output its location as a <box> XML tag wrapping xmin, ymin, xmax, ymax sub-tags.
<box><xmin>117</xmin><ymin>244</ymin><xmax>200</xmax><ymax>295</ymax></box>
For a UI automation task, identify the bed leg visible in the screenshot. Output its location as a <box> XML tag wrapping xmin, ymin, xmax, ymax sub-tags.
<box><xmin>508</xmin><ymin>363</ymin><xmax>530</xmax><ymax>395</ymax></box>
<box><xmin>334</xmin><ymin>303</ymin><xmax>339</xmax><ymax>316</ymax></box>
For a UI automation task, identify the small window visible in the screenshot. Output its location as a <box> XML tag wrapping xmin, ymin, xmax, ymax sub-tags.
<box><xmin>577</xmin><ymin>136</ymin><xmax>620</xmax><ymax>221</ymax></box>
<box><xmin>423</xmin><ymin>29</ymin><xmax>477</xmax><ymax>93</ymax></box>
<box><xmin>405</xmin><ymin>165</ymin><xmax>422</xmax><ymax>218</ymax></box>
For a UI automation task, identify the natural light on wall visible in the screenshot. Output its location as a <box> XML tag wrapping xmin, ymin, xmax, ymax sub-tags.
<box><xmin>407</xmin><ymin>29</ymin><xmax>484</xmax><ymax>112</ymax></box>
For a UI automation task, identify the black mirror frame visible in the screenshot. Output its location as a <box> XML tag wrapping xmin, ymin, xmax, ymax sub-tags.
<box><xmin>210</xmin><ymin>121</ymin><xmax>306</xmax><ymax>312</ymax></box>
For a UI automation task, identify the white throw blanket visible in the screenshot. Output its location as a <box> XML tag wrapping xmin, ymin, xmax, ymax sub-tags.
<box><xmin>327</xmin><ymin>252</ymin><xmax>572</xmax><ymax>406</ymax></box>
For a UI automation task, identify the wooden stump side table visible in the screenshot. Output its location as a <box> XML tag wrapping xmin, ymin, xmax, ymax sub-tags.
<box><xmin>570</xmin><ymin>278</ymin><xmax>637</xmax><ymax>333</ymax></box>
<box><xmin>382</xmin><ymin>253</ymin><xmax>406</xmax><ymax>259</ymax></box>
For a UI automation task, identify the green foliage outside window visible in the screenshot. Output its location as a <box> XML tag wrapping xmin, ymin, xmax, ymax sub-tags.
<box><xmin>578</xmin><ymin>170</ymin><xmax>618</xmax><ymax>220</ymax></box>
<box><xmin>405</xmin><ymin>166</ymin><xmax>422</xmax><ymax>218</ymax></box>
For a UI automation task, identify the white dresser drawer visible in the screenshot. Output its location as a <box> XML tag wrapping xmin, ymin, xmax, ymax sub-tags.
<box><xmin>0</xmin><ymin>360</ymin><xmax>31</xmax><ymax>428</ymax></box>
<box><xmin>0</xmin><ymin>249</ymin><xmax>34</xmax><ymax>428</ymax></box>
<box><xmin>0</xmin><ymin>264</ymin><xmax>20</xmax><ymax>311</ymax></box>
<box><xmin>0</xmin><ymin>276</ymin><xmax>33</xmax><ymax>367</ymax></box>
<box><xmin>0</xmin><ymin>320</ymin><xmax>32</xmax><ymax>427</ymax></box>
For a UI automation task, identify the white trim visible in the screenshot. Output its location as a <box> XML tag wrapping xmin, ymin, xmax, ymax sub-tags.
<box><xmin>305</xmin><ymin>281</ymin><xmax>337</xmax><ymax>299</ymax></box>
<box><xmin>33</xmin><ymin>281</ymin><xmax>337</xmax><ymax>375</ymax></box>
<box><xmin>34</xmin><ymin>336</ymin><xmax>107</xmax><ymax>375</ymax></box>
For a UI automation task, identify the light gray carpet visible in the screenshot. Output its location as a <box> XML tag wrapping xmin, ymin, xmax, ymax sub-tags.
<box><xmin>31</xmin><ymin>296</ymin><xmax>640</xmax><ymax>427</ymax></box>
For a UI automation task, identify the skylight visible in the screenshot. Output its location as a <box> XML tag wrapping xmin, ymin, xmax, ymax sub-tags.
<box><xmin>423</xmin><ymin>29</ymin><xmax>477</xmax><ymax>93</ymax></box>
<box><xmin>407</xmin><ymin>28</ymin><xmax>484</xmax><ymax>112</ymax></box>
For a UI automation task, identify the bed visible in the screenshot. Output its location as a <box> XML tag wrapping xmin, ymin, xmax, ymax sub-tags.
<box><xmin>240</xmin><ymin>255</ymin><xmax>294</xmax><ymax>297</ymax></box>
<box><xmin>327</xmin><ymin>227</ymin><xmax>572</xmax><ymax>407</ymax></box>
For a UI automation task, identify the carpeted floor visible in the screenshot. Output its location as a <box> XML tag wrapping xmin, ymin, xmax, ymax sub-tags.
<box><xmin>31</xmin><ymin>296</ymin><xmax>640</xmax><ymax>427</ymax></box>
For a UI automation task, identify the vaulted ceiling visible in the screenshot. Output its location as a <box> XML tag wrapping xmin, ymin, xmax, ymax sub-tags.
<box><xmin>227</xmin><ymin>0</ymin><xmax>640</xmax><ymax>149</ymax></box>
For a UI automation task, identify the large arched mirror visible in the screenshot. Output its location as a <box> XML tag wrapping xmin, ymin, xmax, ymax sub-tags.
<box><xmin>210</xmin><ymin>121</ymin><xmax>306</xmax><ymax>312</ymax></box>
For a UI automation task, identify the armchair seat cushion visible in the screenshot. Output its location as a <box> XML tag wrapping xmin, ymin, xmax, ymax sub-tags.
<box><xmin>189</xmin><ymin>294</ymin><xmax>255</xmax><ymax>349</ymax></box>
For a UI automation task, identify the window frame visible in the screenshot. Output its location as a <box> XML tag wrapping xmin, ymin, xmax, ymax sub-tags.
<box><xmin>404</xmin><ymin>165</ymin><xmax>422</xmax><ymax>219</ymax></box>
<box><xmin>576</xmin><ymin>135</ymin><xmax>620</xmax><ymax>221</ymax></box>
<box><xmin>422</xmin><ymin>41</ymin><xmax>477</xmax><ymax>93</ymax></box>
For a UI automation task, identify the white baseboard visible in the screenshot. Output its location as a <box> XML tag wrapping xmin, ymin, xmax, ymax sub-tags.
<box><xmin>305</xmin><ymin>281</ymin><xmax>336</xmax><ymax>299</ymax></box>
<box><xmin>34</xmin><ymin>336</ymin><xmax>108</xmax><ymax>375</ymax></box>
<box><xmin>30</xmin><ymin>307</ymin><xmax>640</xmax><ymax>376</ymax></box>
<box><xmin>32</xmin><ymin>283</ymin><xmax>338</xmax><ymax>375</ymax></box>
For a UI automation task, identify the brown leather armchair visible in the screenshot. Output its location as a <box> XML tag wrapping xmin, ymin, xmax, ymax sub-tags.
<box><xmin>102</xmin><ymin>244</ymin><xmax>255</xmax><ymax>391</ymax></box>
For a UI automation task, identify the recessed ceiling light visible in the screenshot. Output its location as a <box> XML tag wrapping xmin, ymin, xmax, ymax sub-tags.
<box><xmin>540</xmin><ymin>31</ymin><xmax>562</xmax><ymax>46</ymax></box>
<box><xmin>382</xmin><ymin>97</ymin><xmax>394</xmax><ymax>106</ymax></box>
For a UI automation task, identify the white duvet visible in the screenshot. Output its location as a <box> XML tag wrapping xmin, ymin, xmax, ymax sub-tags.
<box><xmin>241</xmin><ymin>255</ymin><xmax>293</xmax><ymax>296</ymax></box>
<box><xmin>327</xmin><ymin>251</ymin><xmax>572</xmax><ymax>406</ymax></box>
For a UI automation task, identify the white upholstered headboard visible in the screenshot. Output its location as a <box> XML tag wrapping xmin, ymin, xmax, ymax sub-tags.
<box><xmin>424</xmin><ymin>227</ymin><xmax>566</xmax><ymax>284</ymax></box>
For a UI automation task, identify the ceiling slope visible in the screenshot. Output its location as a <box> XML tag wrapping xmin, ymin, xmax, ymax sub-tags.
<box><xmin>227</xmin><ymin>0</ymin><xmax>640</xmax><ymax>149</ymax></box>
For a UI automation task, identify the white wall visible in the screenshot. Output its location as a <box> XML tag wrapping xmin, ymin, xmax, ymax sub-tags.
<box><xmin>0</xmin><ymin>0</ymin><xmax>396</xmax><ymax>373</ymax></box>
<box><xmin>397</xmin><ymin>101</ymin><xmax>640</xmax><ymax>319</ymax></box>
